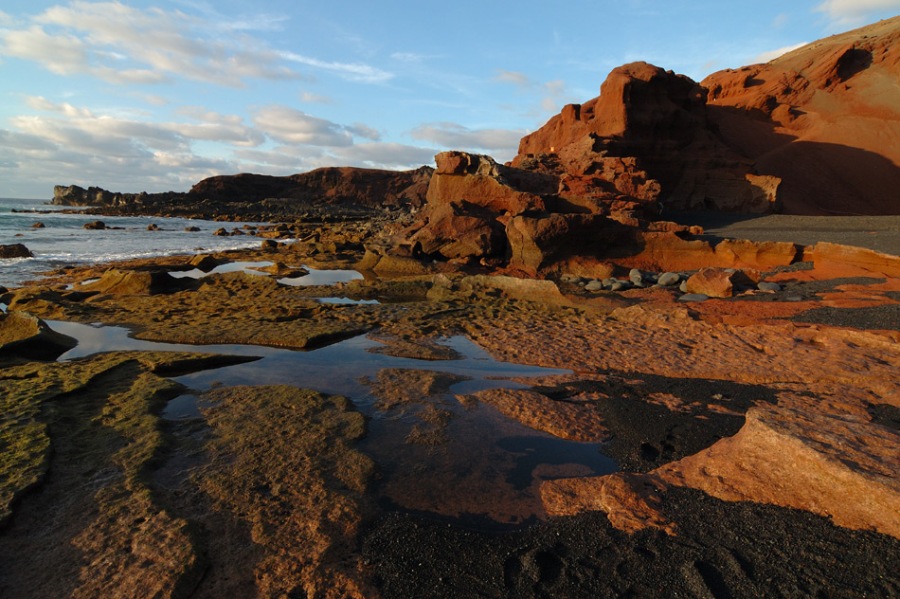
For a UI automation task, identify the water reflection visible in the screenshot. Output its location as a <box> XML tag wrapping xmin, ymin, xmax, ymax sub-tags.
<box><xmin>49</xmin><ymin>319</ymin><xmax>616</xmax><ymax>528</ymax></box>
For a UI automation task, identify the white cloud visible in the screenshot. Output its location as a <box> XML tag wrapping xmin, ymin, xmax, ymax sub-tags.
<box><xmin>494</xmin><ymin>70</ymin><xmax>571</xmax><ymax>116</ymax></box>
<box><xmin>391</xmin><ymin>52</ymin><xmax>435</xmax><ymax>63</ymax></box>
<box><xmin>753</xmin><ymin>42</ymin><xmax>809</xmax><ymax>63</ymax></box>
<box><xmin>816</xmin><ymin>0</ymin><xmax>900</xmax><ymax>24</ymax></box>
<box><xmin>280</xmin><ymin>51</ymin><xmax>393</xmax><ymax>83</ymax></box>
<box><xmin>253</xmin><ymin>105</ymin><xmax>359</xmax><ymax>147</ymax></box>
<box><xmin>772</xmin><ymin>13</ymin><xmax>790</xmax><ymax>28</ymax></box>
<box><xmin>0</xmin><ymin>1</ymin><xmax>389</xmax><ymax>87</ymax></box>
<box><xmin>411</xmin><ymin>123</ymin><xmax>525</xmax><ymax>157</ymax></box>
<box><xmin>300</xmin><ymin>91</ymin><xmax>333</xmax><ymax>104</ymax></box>
<box><xmin>494</xmin><ymin>70</ymin><xmax>532</xmax><ymax>87</ymax></box>
<box><xmin>346</xmin><ymin>123</ymin><xmax>381</xmax><ymax>142</ymax></box>
<box><xmin>0</xmin><ymin>96</ymin><xmax>285</xmax><ymax>195</ymax></box>
<box><xmin>233</xmin><ymin>142</ymin><xmax>435</xmax><ymax>173</ymax></box>
<box><xmin>331</xmin><ymin>142</ymin><xmax>436</xmax><ymax>169</ymax></box>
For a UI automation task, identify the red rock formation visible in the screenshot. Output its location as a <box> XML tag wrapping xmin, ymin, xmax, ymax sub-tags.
<box><xmin>513</xmin><ymin>62</ymin><xmax>775</xmax><ymax>213</ymax></box>
<box><xmin>401</xmin><ymin>151</ymin><xmax>799</xmax><ymax>274</ymax></box>
<box><xmin>703</xmin><ymin>16</ymin><xmax>900</xmax><ymax>215</ymax></box>
<box><xmin>512</xmin><ymin>17</ymin><xmax>900</xmax><ymax>215</ymax></box>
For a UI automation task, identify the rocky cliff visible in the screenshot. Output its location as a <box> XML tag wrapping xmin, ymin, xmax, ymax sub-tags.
<box><xmin>53</xmin><ymin>166</ymin><xmax>433</xmax><ymax>221</ymax></box>
<box><xmin>512</xmin><ymin>16</ymin><xmax>899</xmax><ymax>215</ymax></box>
<box><xmin>702</xmin><ymin>16</ymin><xmax>900</xmax><ymax>215</ymax></box>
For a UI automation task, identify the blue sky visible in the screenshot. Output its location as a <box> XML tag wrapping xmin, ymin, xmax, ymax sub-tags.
<box><xmin>1</xmin><ymin>0</ymin><xmax>898</xmax><ymax>198</ymax></box>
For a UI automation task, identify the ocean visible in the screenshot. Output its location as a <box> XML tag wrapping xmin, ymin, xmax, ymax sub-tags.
<box><xmin>0</xmin><ymin>197</ymin><xmax>263</xmax><ymax>288</ymax></box>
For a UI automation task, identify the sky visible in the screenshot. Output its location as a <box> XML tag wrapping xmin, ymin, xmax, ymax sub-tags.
<box><xmin>1</xmin><ymin>0</ymin><xmax>898</xmax><ymax>198</ymax></box>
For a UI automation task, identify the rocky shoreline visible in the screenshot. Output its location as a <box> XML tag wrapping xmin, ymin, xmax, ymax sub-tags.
<box><xmin>2</xmin><ymin>16</ymin><xmax>899</xmax><ymax>597</ymax></box>
<box><xmin>1</xmin><ymin>207</ymin><xmax>898</xmax><ymax>596</ymax></box>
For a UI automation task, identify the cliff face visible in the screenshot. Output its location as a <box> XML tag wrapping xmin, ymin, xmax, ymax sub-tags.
<box><xmin>512</xmin><ymin>16</ymin><xmax>900</xmax><ymax>215</ymax></box>
<box><xmin>702</xmin><ymin>16</ymin><xmax>900</xmax><ymax>215</ymax></box>
<box><xmin>189</xmin><ymin>166</ymin><xmax>433</xmax><ymax>210</ymax></box>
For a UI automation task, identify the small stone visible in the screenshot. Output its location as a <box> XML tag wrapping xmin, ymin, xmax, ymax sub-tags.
<box><xmin>185</xmin><ymin>226</ymin><xmax>201</xmax><ymax>232</ymax></box>
<box><xmin>261</xmin><ymin>239</ymin><xmax>279</xmax><ymax>251</ymax></box>
<box><xmin>31</xmin><ymin>222</ymin><xmax>45</xmax><ymax>229</ymax></box>
<box><xmin>629</xmin><ymin>268</ymin><xmax>645</xmax><ymax>286</ymax></box>
<box><xmin>214</xmin><ymin>228</ymin><xmax>229</xmax><ymax>236</ymax></box>
<box><xmin>83</xmin><ymin>220</ymin><xmax>106</xmax><ymax>230</ymax></box>
<box><xmin>584</xmin><ymin>279</ymin><xmax>604</xmax><ymax>292</ymax></box>
<box><xmin>679</xmin><ymin>280</ymin><xmax>689</xmax><ymax>293</ymax></box>
<box><xmin>678</xmin><ymin>293</ymin><xmax>709</xmax><ymax>302</ymax></box>
<box><xmin>610</xmin><ymin>280</ymin><xmax>632</xmax><ymax>292</ymax></box>
<box><xmin>657</xmin><ymin>272</ymin><xmax>681</xmax><ymax>287</ymax></box>
<box><xmin>758</xmin><ymin>281</ymin><xmax>781</xmax><ymax>292</ymax></box>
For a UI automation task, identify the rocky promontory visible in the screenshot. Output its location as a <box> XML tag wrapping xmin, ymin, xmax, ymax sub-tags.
<box><xmin>52</xmin><ymin>165</ymin><xmax>433</xmax><ymax>222</ymax></box>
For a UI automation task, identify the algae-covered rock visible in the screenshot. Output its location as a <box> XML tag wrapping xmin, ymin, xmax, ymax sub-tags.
<box><xmin>199</xmin><ymin>385</ymin><xmax>376</xmax><ymax>598</ymax></box>
<box><xmin>0</xmin><ymin>310</ymin><xmax>77</xmax><ymax>360</ymax></box>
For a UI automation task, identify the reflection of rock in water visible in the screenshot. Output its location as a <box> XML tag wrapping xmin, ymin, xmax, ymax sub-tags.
<box><xmin>359</xmin><ymin>367</ymin><xmax>616</xmax><ymax>528</ymax></box>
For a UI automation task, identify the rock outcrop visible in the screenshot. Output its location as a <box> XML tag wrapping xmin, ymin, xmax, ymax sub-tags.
<box><xmin>400</xmin><ymin>151</ymin><xmax>648</xmax><ymax>274</ymax></box>
<box><xmin>511</xmin><ymin>16</ymin><xmax>900</xmax><ymax>215</ymax></box>
<box><xmin>397</xmin><ymin>151</ymin><xmax>799</xmax><ymax>275</ymax></box>
<box><xmin>0</xmin><ymin>243</ymin><xmax>33</xmax><ymax>259</ymax></box>
<box><xmin>0</xmin><ymin>310</ymin><xmax>77</xmax><ymax>360</ymax></box>
<box><xmin>512</xmin><ymin>62</ymin><xmax>781</xmax><ymax>214</ymax></box>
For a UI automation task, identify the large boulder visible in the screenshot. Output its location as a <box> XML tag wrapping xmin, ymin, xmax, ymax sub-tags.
<box><xmin>425</xmin><ymin>152</ymin><xmax>547</xmax><ymax>215</ymax></box>
<box><xmin>80</xmin><ymin>269</ymin><xmax>196</xmax><ymax>295</ymax></box>
<box><xmin>505</xmin><ymin>213</ymin><xmax>624</xmax><ymax>274</ymax></box>
<box><xmin>408</xmin><ymin>201</ymin><xmax>505</xmax><ymax>261</ymax></box>
<box><xmin>0</xmin><ymin>311</ymin><xmax>77</xmax><ymax>360</ymax></box>
<box><xmin>0</xmin><ymin>243</ymin><xmax>33</xmax><ymax>258</ymax></box>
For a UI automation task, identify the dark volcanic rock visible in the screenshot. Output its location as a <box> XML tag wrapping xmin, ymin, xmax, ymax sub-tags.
<box><xmin>0</xmin><ymin>243</ymin><xmax>33</xmax><ymax>258</ymax></box>
<box><xmin>190</xmin><ymin>166</ymin><xmax>433</xmax><ymax>212</ymax></box>
<box><xmin>53</xmin><ymin>165</ymin><xmax>433</xmax><ymax>222</ymax></box>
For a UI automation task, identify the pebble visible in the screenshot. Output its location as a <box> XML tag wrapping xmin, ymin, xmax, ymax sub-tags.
<box><xmin>678</xmin><ymin>293</ymin><xmax>709</xmax><ymax>302</ymax></box>
<box><xmin>584</xmin><ymin>279</ymin><xmax>604</xmax><ymax>292</ymax></box>
<box><xmin>679</xmin><ymin>280</ymin><xmax>689</xmax><ymax>293</ymax></box>
<box><xmin>629</xmin><ymin>268</ymin><xmax>645</xmax><ymax>286</ymax></box>
<box><xmin>757</xmin><ymin>281</ymin><xmax>781</xmax><ymax>292</ymax></box>
<box><xmin>610</xmin><ymin>280</ymin><xmax>632</xmax><ymax>292</ymax></box>
<box><xmin>657</xmin><ymin>272</ymin><xmax>681</xmax><ymax>287</ymax></box>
